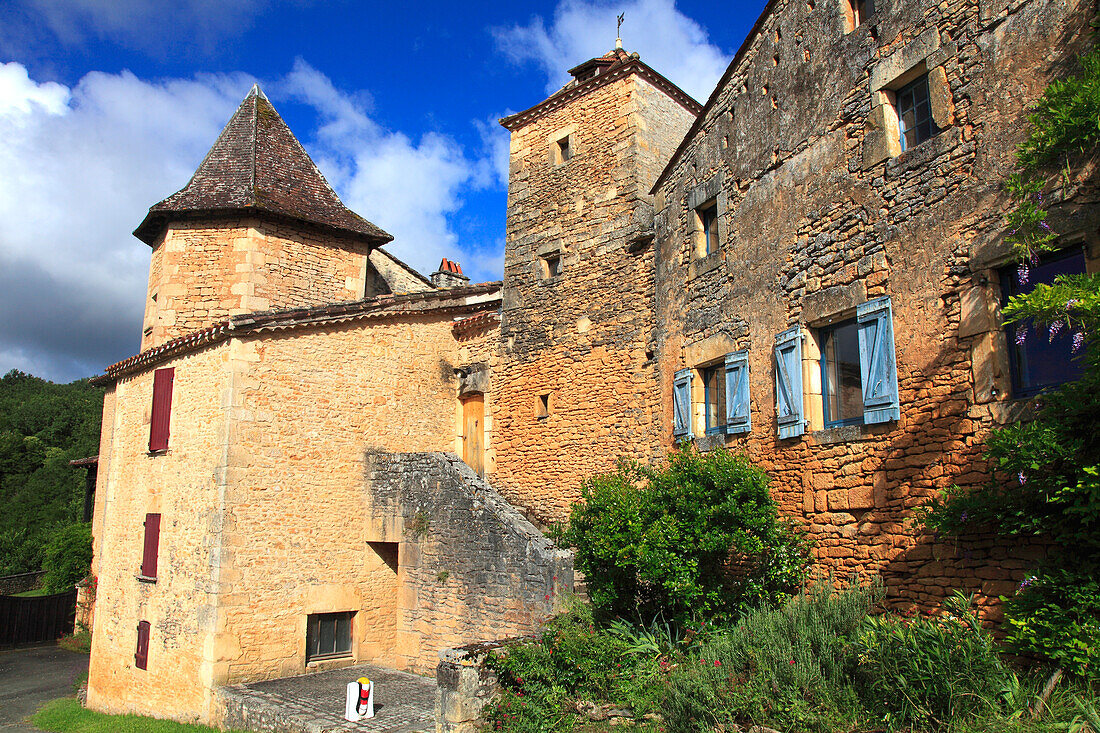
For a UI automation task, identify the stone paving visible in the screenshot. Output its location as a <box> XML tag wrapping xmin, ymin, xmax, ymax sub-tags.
<box><xmin>219</xmin><ymin>663</ymin><xmax>435</xmax><ymax>733</ymax></box>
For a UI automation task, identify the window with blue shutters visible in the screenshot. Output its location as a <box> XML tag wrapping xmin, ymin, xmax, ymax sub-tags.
<box><xmin>724</xmin><ymin>350</ymin><xmax>751</xmax><ymax>434</ymax></box>
<box><xmin>774</xmin><ymin>327</ymin><xmax>805</xmax><ymax>439</ymax></box>
<box><xmin>673</xmin><ymin>369</ymin><xmax>693</xmax><ymax>439</ymax></box>
<box><xmin>857</xmin><ymin>297</ymin><xmax>900</xmax><ymax>424</ymax></box>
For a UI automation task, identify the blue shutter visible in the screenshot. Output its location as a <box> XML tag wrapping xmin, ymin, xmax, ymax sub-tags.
<box><xmin>724</xmin><ymin>350</ymin><xmax>750</xmax><ymax>434</ymax></box>
<box><xmin>673</xmin><ymin>368</ymin><xmax>693</xmax><ymax>439</ymax></box>
<box><xmin>774</xmin><ymin>327</ymin><xmax>805</xmax><ymax>439</ymax></box>
<box><xmin>857</xmin><ymin>296</ymin><xmax>900</xmax><ymax>424</ymax></box>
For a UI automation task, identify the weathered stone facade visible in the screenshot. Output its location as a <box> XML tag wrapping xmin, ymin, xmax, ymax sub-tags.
<box><xmin>494</xmin><ymin>55</ymin><xmax>698</xmax><ymax>523</ymax></box>
<box><xmin>651</xmin><ymin>0</ymin><xmax>1097</xmax><ymax>614</ymax></box>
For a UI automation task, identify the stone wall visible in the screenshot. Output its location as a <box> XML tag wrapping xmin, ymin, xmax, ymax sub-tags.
<box><xmin>87</xmin><ymin>343</ymin><xmax>234</xmax><ymax>722</ymax></box>
<box><xmin>652</xmin><ymin>0</ymin><xmax>1096</xmax><ymax>615</ymax></box>
<box><xmin>495</xmin><ymin>71</ymin><xmax>696</xmax><ymax>524</ymax></box>
<box><xmin>365</xmin><ymin>452</ymin><xmax>572</xmax><ymax>673</ymax></box>
<box><xmin>0</xmin><ymin>571</ymin><xmax>44</xmax><ymax>595</ymax></box>
<box><xmin>141</xmin><ymin>217</ymin><xmax>373</xmax><ymax>350</ymax></box>
<box><xmin>436</xmin><ymin>640</ymin><xmax>507</xmax><ymax>733</ymax></box>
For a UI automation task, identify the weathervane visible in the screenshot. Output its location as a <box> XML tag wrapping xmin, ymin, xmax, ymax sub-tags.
<box><xmin>616</xmin><ymin>13</ymin><xmax>625</xmax><ymax>49</ymax></box>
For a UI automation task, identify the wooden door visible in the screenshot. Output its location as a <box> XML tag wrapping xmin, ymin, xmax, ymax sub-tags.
<box><xmin>461</xmin><ymin>394</ymin><xmax>485</xmax><ymax>477</ymax></box>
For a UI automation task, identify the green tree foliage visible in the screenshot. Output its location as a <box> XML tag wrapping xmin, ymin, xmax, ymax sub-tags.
<box><xmin>560</xmin><ymin>447</ymin><xmax>812</xmax><ymax>628</ymax></box>
<box><xmin>0</xmin><ymin>370</ymin><xmax>103</xmax><ymax>576</ymax></box>
<box><xmin>41</xmin><ymin>522</ymin><xmax>93</xmax><ymax>593</ymax></box>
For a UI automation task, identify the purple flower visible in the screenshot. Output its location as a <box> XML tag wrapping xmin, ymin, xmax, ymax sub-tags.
<box><xmin>1019</xmin><ymin>576</ymin><xmax>1034</xmax><ymax>590</ymax></box>
<box><xmin>1039</xmin><ymin>221</ymin><xmax>1051</xmax><ymax>232</ymax></box>
<box><xmin>1049</xmin><ymin>320</ymin><xmax>1064</xmax><ymax>341</ymax></box>
<box><xmin>1018</xmin><ymin>472</ymin><xmax>1027</xmax><ymax>485</ymax></box>
<box><xmin>1018</xmin><ymin>263</ymin><xmax>1029</xmax><ymax>285</ymax></box>
<box><xmin>1066</xmin><ymin>299</ymin><xmax>1080</xmax><ymax>311</ymax></box>
<box><xmin>1031</xmin><ymin>251</ymin><xmax>1040</xmax><ymax>265</ymax></box>
<box><xmin>1016</xmin><ymin>328</ymin><xmax>1027</xmax><ymax>346</ymax></box>
<box><xmin>1073</xmin><ymin>332</ymin><xmax>1085</xmax><ymax>352</ymax></box>
<box><xmin>959</xmin><ymin>511</ymin><xmax>969</xmax><ymax>522</ymax></box>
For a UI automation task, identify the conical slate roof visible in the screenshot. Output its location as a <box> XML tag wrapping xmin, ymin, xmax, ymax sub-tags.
<box><xmin>134</xmin><ymin>85</ymin><xmax>391</xmax><ymax>246</ymax></box>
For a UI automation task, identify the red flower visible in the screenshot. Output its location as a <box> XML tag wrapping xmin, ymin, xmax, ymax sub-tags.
<box><xmin>714</xmin><ymin>660</ymin><xmax>721</xmax><ymax>666</ymax></box>
<box><xmin>789</xmin><ymin>659</ymin><xmax>796</xmax><ymax>665</ymax></box>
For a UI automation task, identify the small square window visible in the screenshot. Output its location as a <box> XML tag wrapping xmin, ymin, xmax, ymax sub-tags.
<box><xmin>536</xmin><ymin>393</ymin><xmax>550</xmax><ymax>419</ymax></box>
<box><xmin>540</xmin><ymin>253</ymin><xmax>562</xmax><ymax>280</ymax></box>
<box><xmin>553</xmin><ymin>135</ymin><xmax>573</xmax><ymax>165</ymax></box>
<box><xmin>820</xmin><ymin>319</ymin><xmax>864</xmax><ymax>428</ymax></box>
<box><xmin>307</xmin><ymin>612</ymin><xmax>354</xmax><ymax>663</ymax></box>
<box><xmin>1001</xmin><ymin>247</ymin><xmax>1087</xmax><ymax>397</ymax></box>
<box><xmin>702</xmin><ymin>364</ymin><xmax>726</xmax><ymax>434</ymax></box>
<box><xmin>896</xmin><ymin>75</ymin><xmax>941</xmax><ymax>152</ymax></box>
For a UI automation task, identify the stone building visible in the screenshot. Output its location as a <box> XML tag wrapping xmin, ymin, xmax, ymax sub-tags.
<box><xmin>86</xmin><ymin>0</ymin><xmax>1096</xmax><ymax>725</ymax></box>
<box><xmin>649</xmin><ymin>0</ymin><xmax>1097</xmax><ymax>613</ymax></box>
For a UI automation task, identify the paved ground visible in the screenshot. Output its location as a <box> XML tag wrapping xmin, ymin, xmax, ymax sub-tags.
<box><xmin>0</xmin><ymin>644</ymin><xmax>89</xmax><ymax>732</ymax></box>
<box><xmin>221</xmin><ymin>663</ymin><xmax>435</xmax><ymax>733</ymax></box>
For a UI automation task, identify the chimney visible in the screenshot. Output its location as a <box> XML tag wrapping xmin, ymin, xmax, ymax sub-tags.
<box><xmin>431</xmin><ymin>258</ymin><xmax>469</xmax><ymax>288</ymax></box>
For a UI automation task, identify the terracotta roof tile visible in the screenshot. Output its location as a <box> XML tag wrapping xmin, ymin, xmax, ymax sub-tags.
<box><xmin>134</xmin><ymin>85</ymin><xmax>391</xmax><ymax>247</ymax></box>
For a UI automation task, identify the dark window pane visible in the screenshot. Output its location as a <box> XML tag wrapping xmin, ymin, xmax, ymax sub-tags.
<box><xmin>700</xmin><ymin>204</ymin><xmax>719</xmax><ymax>254</ymax></box>
<box><xmin>896</xmin><ymin>75</ymin><xmax>941</xmax><ymax>151</ymax></box>
<box><xmin>1002</xmin><ymin>248</ymin><xmax>1087</xmax><ymax>396</ymax></box>
<box><xmin>319</xmin><ymin>617</ymin><xmax>335</xmax><ymax>655</ymax></box>
<box><xmin>823</xmin><ymin>320</ymin><xmax>863</xmax><ymax>426</ymax></box>
<box><xmin>703</xmin><ymin>365</ymin><xmax>725</xmax><ymax>432</ymax></box>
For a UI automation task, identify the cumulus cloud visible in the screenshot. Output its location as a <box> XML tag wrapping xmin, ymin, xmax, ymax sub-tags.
<box><xmin>493</xmin><ymin>0</ymin><xmax>730</xmax><ymax>103</ymax></box>
<box><xmin>0</xmin><ymin>61</ymin><xmax>501</xmax><ymax>382</ymax></box>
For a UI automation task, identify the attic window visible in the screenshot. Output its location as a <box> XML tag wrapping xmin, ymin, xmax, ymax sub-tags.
<box><xmin>540</xmin><ymin>253</ymin><xmax>562</xmax><ymax>280</ymax></box>
<box><xmin>845</xmin><ymin>0</ymin><xmax>874</xmax><ymax>31</ymax></box>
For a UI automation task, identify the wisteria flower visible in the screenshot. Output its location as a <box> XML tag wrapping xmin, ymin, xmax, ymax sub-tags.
<box><xmin>1073</xmin><ymin>332</ymin><xmax>1085</xmax><ymax>352</ymax></box>
<box><xmin>1015</xmin><ymin>328</ymin><xmax>1027</xmax><ymax>345</ymax></box>
<box><xmin>1018</xmin><ymin>262</ymin><xmax>1029</xmax><ymax>285</ymax></box>
<box><xmin>1039</xmin><ymin>221</ymin><xmax>1051</xmax><ymax>232</ymax></box>
<box><xmin>1066</xmin><ymin>299</ymin><xmax>1080</xmax><ymax>311</ymax></box>
<box><xmin>1019</xmin><ymin>576</ymin><xmax>1035</xmax><ymax>590</ymax></box>
<box><xmin>1049</xmin><ymin>320</ymin><xmax>1064</xmax><ymax>341</ymax></box>
<box><xmin>1018</xmin><ymin>472</ymin><xmax>1027</xmax><ymax>485</ymax></box>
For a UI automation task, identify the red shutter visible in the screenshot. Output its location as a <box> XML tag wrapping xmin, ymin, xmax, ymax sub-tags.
<box><xmin>135</xmin><ymin>620</ymin><xmax>150</xmax><ymax>670</ymax></box>
<box><xmin>149</xmin><ymin>368</ymin><xmax>174</xmax><ymax>452</ymax></box>
<box><xmin>141</xmin><ymin>513</ymin><xmax>161</xmax><ymax>579</ymax></box>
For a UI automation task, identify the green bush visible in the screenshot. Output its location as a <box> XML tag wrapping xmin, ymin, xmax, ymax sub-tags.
<box><xmin>1003</xmin><ymin>568</ymin><xmax>1100</xmax><ymax>680</ymax></box>
<box><xmin>663</xmin><ymin>579</ymin><xmax>878</xmax><ymax>733</ymax></box>
<box><xmin>853</xmin><ymin>591</ymin><xmax>1013</xmax><ymax>730</ymax></box>
<box><xmin>41</xmin><ymin>522</ymin><xmax>92</xmax><ymax>593</ymax></box>
<box><xmin>561</xmin><ymin>446</ymin><xmax>812</xmax><ymax>628</ymax></box>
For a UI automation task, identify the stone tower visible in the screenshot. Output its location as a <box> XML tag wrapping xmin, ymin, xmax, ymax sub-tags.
<box><xmin>133</xmin><ymin>85</ymin><xmax>392</xmax><ymax>351</ymax></box>
<box><xmin>493</xmin><ymin>48</ymin><xmax>700</xmax><ymax>522</ymax></box>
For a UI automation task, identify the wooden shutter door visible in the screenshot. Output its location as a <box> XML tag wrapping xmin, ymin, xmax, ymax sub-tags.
<box><xmin>141</xmin><ymin>513</ymin><xmax>161</xmax><ymax>579</ymax></box>
<box><xmin>135</xmin><ymin>620</ymin><xmax>150</xmax><ymax>669</ymax></box>
<box><xmin>857</xmin><ymin>297</ymin><xmax>900</xmax><ymax>424</ymax></box>
<box><xmin>673</xmin><ymin>369</ymin><xmax>693</xmax><ymax>439</ymax></box>
<box><xmin>149</xmin><ymin>368</ymin><xmax>174</xmax><ymax>452</ymax></box>
<box><xmin>774</xmin><ymin>327</ymin><xmax>805</xmax><ymax>438</ymax></box>
<box><xmin>461</xmin><ymin>394</ymin><xmax>485</xmax><ymax>477</ymax></box>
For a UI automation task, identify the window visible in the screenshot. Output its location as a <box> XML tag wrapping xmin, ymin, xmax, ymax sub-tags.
<box><xmin>135</xmin><ymin>620</ymin><xmax>150</xmax><ymax>670</ymax></box>
<box><xmin>543</xmin><ymin>254</ymin><xmax>562</xmax><ymax>278</ymax></box>
<box><xmin>1001</xmin><ymin>247</ymin><xmax>1087</xmax><ymax>397</ymax></box>
<box><xmin>820</xmin><ymin>320</ymin><xmax>863</xmax><ymax>427</ymax></box>
<box><xmin>536</xmin><ymin>393</ymin><xmax>550</xmax><ymax>419</ymax></box>
<box><xmin>775</xmin><ymin>297</ymin><xmax>899</xmax><ymax>438</ymax></box>
<box><xmin>896</xmin><ymin>75</ymin><xmax>940</xmax><ymax>151</ymax></box>
<box><xmin>845</xmin><ymin>0</ymin><xmax>874</xmax><ymax>30</ymax></box>
<box><xmin>695</xmin><ymin>202</ymin><xmax>719</xmax><ymax>256</ymax></box>
<box><xmin>149</xmin><ymin>367</ymin><xmax>174</xmax><ymax>452</ymax></box>
<box><xmin>307</xmin><ymin>612</ymin><xmax>354</xmax><ymax>662</ymax></box>
<box><xmin>139</xmin><ymin>513</ymin><xmax>160</xmax><ymax>580</ymax></box>
<box><xmin>702</xmin><ymin>364</ymin><xmax>726</xmax><ymax>434</ymax></box>
<box><xmin>552</xmin><ymin>134</ymin><xmax>573</xmax><ymax>165</ymax></box>
<box><xmin>673</xmin><ymin>369</ymin><xmax>693</xmax><ymax>439</ymax></box>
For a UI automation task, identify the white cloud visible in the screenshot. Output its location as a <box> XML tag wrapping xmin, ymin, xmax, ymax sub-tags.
<box><xmin>493</xmin><ymin>0</ymin><xmax>730</xmax><ymax>103</ymax></box>
<box><xmin>0</xmin><ymin>61</ymin><xmax>502</xmax><ymax>382</ymax></box>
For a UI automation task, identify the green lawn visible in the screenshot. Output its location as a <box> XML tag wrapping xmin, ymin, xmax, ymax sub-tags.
<box><xmin>12</xmin><ymin>587</ymin><xmax>48</xmax><ymax>597</ymax></box>
<box><xmin>32</xmin><ymin>699</ymin><xmax>250</xmax><ymax>733</ymax></box>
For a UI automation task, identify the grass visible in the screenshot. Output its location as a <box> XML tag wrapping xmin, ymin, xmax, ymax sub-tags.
<box><xmin>32</xmin><ymin>698</ymin><xmax>250</xmax><ymax>733</ymax></box>
<box><xmin>13</xmin><ymin>587</ymin><xmax>49</xmax><ymax>597</ymax></box>
<box><xmin>58</xmin><ymin>630</ymin><xmax>92</xmax><ymax>654</ymax></box>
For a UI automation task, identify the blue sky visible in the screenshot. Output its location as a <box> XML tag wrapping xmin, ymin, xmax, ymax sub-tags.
<box><xmin>0</xmin><ymin>0</ymin><xmax>767</xmax><ymax>382</ymax></box>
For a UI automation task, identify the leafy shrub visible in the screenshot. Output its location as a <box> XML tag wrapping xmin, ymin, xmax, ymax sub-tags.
<box><xmin>853</xmin><ymin>591</ymin><xmax>1013</xmax><ymax>730</ymax></box>
<box><xmin>41</xmin><ymin>522</ymin><xmax>92</xmax><ymax>593</ymax></box>
<box><xmin>1004</xmin><ymin>568</ymin><xmax>1100</xmax><ymax>680</ymax></box>
<box><xmin>561</xmin><ymin>446</ymin><xmax>812</xmax><ymax>628</ymax></box>
<box><xmin>484</xmin><ymin>602</ymin><xmax>668</xmax><ymax>732</ymax></box>
<box><xmin>663</xmin><ymin>579</ymin><xmax>879</xmax><ymax>733</ymax></box>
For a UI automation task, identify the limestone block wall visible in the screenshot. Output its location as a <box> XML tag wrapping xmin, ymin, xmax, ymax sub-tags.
<box><xmin>652</xmin><ymin>0</ymin><xmax>1095</xmax><ymax>615</ymax></box>
<box><xmin>365</xmin><ymin>452</ymin><xmax>572</xmax><ymax>673</ymax></box>
<box><xmin>142</xmin><ymin>217</ymin><xmax>372</xmax><ymax>350</ymax></box>
<box><xmin>495</xmin><ymin>73</ymin><xmax>695</xmax><ymax>524</ymax></box>
<box><xmin>87</xmin><ymin>344</ymin><xmax>233</xmax><ymax>723</ymax></box>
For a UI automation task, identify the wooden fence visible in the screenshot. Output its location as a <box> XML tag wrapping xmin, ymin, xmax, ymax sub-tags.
<box><xmin>0</xmin><ymin>589</ymin><xmax>77</xmax><ymax>646</ymax></box>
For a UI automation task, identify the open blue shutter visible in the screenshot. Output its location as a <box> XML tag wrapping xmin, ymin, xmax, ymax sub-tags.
<box><xmin>774</xmin><ymin>327</ymin><xmax>805</xmax><ymax>439</ymax></box>
<box><xmin>857</xmin><ymin>297</ymin><xmax>900</xmax><ymax>424</ymax></box>
<box><xmin>723</xmin><ymin>350</ymin><xmax>750</xmax><ymax>434</ymax></box>
<box><xmin>673</xmin><ymin>369</ymin><xmax>693</xmax><ymax>439</ymax></box>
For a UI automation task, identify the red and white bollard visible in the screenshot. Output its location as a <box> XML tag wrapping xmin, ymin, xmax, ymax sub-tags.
<box><xmin>344</xmin><ymin>676</ymin><xmax>374</xmax><ymax>721</ymax></box>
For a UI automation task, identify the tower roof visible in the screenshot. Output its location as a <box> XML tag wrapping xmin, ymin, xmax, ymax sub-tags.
<box><xmin>134</xmin><ymin>85</ymin><xmax>392</xmax><ymax>247</ymax></box>
<box><xmin>500</xmin><ymin>48</ymin><xmax>701</xmax><ymax>132</ymax></box>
